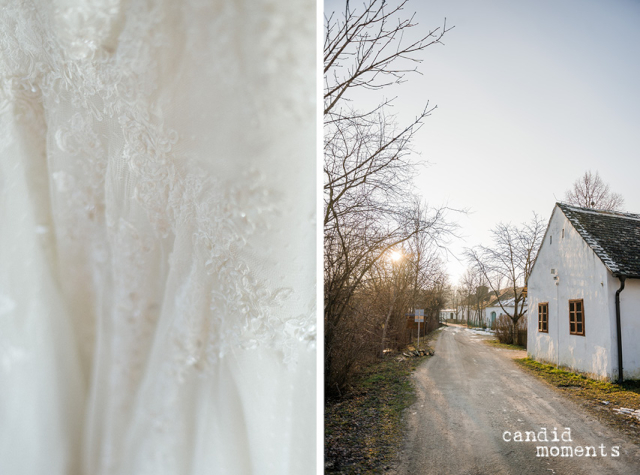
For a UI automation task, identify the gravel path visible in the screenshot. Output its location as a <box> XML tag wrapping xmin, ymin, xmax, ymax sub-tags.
<box><xmin>392</xmin><ymin>326</ymin><xmax>640</xmax><ymax>474</ymax></box>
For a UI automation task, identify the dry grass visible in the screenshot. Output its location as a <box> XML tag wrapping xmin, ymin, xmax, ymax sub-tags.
<box><xmin>324</xmin><ymin>355</ymin><xmax>428</xmax><ymax>474</ymax></box>
<box><xmin>325</xmin><ymin>328</ymin><xmax>442</xmax><ymax>474</ymax></box>
<box><xmin>515</xmin><ymin>358</ymin><xmax>640</xmax><ymax>444</ymax></box>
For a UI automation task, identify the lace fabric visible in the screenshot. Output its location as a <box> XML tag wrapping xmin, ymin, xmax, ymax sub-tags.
<box><xmin>0</xmin><ymin>1</ymin><xmax>316</xmax><ymax>474</ymax></box>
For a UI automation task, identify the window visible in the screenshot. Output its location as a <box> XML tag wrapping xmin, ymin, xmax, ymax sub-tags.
<box><xmin>538</xmin><ymin>303</ymin><xmax>548</xmax><ymax>333</ymax></box>
<box><xmin>550</xmin><ymin>235</ymin><xmax>552</xmax><ymax>244</ymax></box>
<box><xmin>562</xmin><ymin>228</ymin><xmax>565</xmax><ymax>239</ymax></box>
<box><xmin>569</xmin><ymin>299</ymin><xmax>585</xmax><ymax>335</ymax></box>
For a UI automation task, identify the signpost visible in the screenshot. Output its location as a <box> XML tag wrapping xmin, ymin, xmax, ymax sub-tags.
<box><xmin>415</xmin><ymin>309</ymin><xmax>424</xmax><ymax>349</ymax></box>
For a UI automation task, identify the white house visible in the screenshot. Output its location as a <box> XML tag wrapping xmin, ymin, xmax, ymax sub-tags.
<box><xmin>527</xmin><ymin>203</ymin><xmax>640</xmax><ymax>382</ymax></box>
<box><xmin>485</xmin><ymin>298</ymin><xmax>526</xmax><ymax>329</ymax></box>
<box><xmin>439</xmin><ymin>308</ymin><xmax>458</xmax><ymax>322</ymax></box>
<box><xmin>459</xmin><ymin>287</ymin><xmax>526</xmax><ymax>329</ymax></box>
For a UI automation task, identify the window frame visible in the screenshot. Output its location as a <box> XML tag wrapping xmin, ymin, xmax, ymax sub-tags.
<box><xmin>538</xmin><ymin>302</ymin><xmax>548</xmax><ymax>333</ymax></box>
<box><xmin>569</xmin><ymin>299</ymin><xmax>585</xmax><ymax>336</ymax></box>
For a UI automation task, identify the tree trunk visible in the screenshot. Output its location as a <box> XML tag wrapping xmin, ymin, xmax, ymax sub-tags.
<box><xmin>511</xmin><ymin>316</ymin><xmax>520</xmax><ymax>344</ymax></box>
<box><xmin>380</xmin><ymin>302</ymin><xmax>394</xmax><ymax>358</ymax></box>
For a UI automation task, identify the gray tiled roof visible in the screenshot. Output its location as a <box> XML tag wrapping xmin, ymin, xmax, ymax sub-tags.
<box><xmin>558</xmin><ymin>203</ymin><xmax>640</xmax><ymax>278</ymax></box>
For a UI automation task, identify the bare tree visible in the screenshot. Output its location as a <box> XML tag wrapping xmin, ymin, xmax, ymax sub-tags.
<box><xmin>408</xmin><ymin>231</ymin><xmax>449</xmax><ymax>336</ymax></box>
<box><xmin>465</xmin><ymin>214</ymin><xmax>545</xmax><ymax>341</ymax></box>
<box><xmin>324</xmin><ymin>229</ymin><xmax>449</xmax><ymax>395</ymax></box>
<box><xmin>370</xmin><ymin>249</ymin><xmax>412</xmax><ymax>357</ymax></box>
<box><xmin>325</xmin><ymin>200</ymin><xmax>452</xmax><ymax>394</ymax></box>
<box><xmin>564</xmin><ymin>170</ymin><xmax>624</xmax><ymax>211</ymax></box>
<box><xmin>324</xmin><ymin>0</ymin><xmax>454</xmax><ymax>396</ymax></box>
<box><xmin>458</xmin><ymin>267</ymin><xmax>486</xmax><ymax>325</ymax></box>
<box><xmin>446</xmin><ymin>286</ymin><xmax>464</xmax><ymax>322</ymax></box>
<box><xmin>472</xmin><ymin>283</ymin><xmax>489</xmax><ymax>327</ymax></box>
<box><xmin>324</xmin><ymin>0</ymin><xmax>453</xmax><ymax>231</ymax></box>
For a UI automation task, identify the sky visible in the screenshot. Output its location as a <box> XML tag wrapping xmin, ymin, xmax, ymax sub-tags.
<box><xmin>325</xmin><ymin>0</ymin><xmax>640</xmax><ymax>284</ymax></box>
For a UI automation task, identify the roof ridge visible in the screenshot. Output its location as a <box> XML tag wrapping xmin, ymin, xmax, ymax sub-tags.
<box><xmin>557</xmin><ymin>202</ymin><xmax>640</xmax><ymax>221</ymax></box>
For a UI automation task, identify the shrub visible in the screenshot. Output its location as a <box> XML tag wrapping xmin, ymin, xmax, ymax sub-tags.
<box><xmin>495</xmin><ymin>314</ymin><xmax>527</xmax><ymax>347</ymax></box>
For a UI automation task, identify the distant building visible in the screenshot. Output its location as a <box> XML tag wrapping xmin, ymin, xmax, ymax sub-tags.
<box><xmin>458</xmin><ymin>288</ymin><xmax>525</xmax><ymax>329</ymax></box>
<box><xmin>483</xmin><ymin>289</ymin><xmax>526</xmax><ymax>329</ymax></box>
<box><xmin>527</xmin><ymin>203</ymin><xmax>640</xmax><ymax>381</ymax></box>
<box><xmin>439</xmin><ymin>309</ymin><xmax>457</xmax><ymax>322</ymax></box>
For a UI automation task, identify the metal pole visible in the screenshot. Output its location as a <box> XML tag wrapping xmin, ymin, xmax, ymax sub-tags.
<box><xmin>417</xmin><ymin>319</ymin><xmax>420</xmax><ymax>349</ymax></box>
<box><xmin>556</xmin><ymin>275</ymin><xmax>560</xmax><ymax>368</ymax></box>
<box><xmin>615</xmin><ymin>276</ymin><xmax>626</xmax><ymax>383</ymax></box>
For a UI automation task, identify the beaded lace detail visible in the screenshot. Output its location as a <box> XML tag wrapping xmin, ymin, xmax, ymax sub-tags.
<box><xmin>0</xmin><ymin>0</ymin><xmax>315</xmax><ymax>374</ymax></box>
<box><xmin>0</xmin><ymin>2</ymin><xmax>316</xmax><ymax>473</ymax></box>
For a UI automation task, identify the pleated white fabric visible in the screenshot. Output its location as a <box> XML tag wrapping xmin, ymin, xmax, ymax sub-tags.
<box><xmin>0</xmin><ymin>1</ymin><xmax>316</xmax><ymax>474</ymax></box>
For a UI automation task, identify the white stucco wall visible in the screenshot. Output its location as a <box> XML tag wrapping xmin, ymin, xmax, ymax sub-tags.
<box><xmin>486</xmin><ymin>307</ymin><xmax>500</xmax><ymax>327</ymax></box>
<box><xmin>454</xmin><ymin>303</ymin><xmax>525</xmax><ymax>327</ymax></box>
<box><xmin>439</xmin><ymin>309</ymin><xmax>457</xmax><ymax>322</ymax></box>
<box><xmin>484</xmin><ymin>304</ymin><xmax>525</xmax><ymax>325</ymax></box>
<box><xmin>608</xmin><ymin>275</ymin><xmax>640</xmax><ymax>379</ymax></box>
<box><xmin>527</xmin><ymin>206</ymin><xmax>617</xmax><ymax>380</ymax></box>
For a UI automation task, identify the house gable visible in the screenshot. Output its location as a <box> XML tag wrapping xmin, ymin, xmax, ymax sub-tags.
<box><xmin>529</xmin><ymin>204</ymin><xmax>608</xmax><ymax>285</ymax></box>
<box><xmin>557</xmin><ymin>203</ymin><xmax>640</xmax><ymax>278</ymax></box>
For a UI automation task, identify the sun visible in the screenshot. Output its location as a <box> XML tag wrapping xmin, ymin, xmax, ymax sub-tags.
<box><xmin>389</xmin><ymin>250</ymin><xmax>403</xmax><ymax>262</ymax></box>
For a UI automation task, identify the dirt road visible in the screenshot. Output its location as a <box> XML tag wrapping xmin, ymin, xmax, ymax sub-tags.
<box><xmin>393</xmin><ymin>326</ymin><xmax>640</xmax><ymax>474</ymax></box>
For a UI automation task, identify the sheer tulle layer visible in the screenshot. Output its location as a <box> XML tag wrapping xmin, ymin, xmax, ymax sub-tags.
<box><xmin>0</xmin><ymin>1</ymin><xmax>316</xmax><ymax>473</ymax></box>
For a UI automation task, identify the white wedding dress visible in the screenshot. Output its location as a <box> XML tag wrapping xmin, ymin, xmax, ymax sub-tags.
<box><xmin>0</xmin><ymin>1</ymin><xmax>316</xmax><ymax>474</ymax></box>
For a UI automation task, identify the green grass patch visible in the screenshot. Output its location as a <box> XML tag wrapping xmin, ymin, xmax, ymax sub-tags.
<box><xmin>515</xmin><ymin>358</ymin><xmax>640</xmax><ymax>409</ymax></box>
<box><xmin>485</xmin><ymin>339</ymin><xmax>526</xmax><ymax>351</ymax></box>
<box><xmin>325</xmin><ymin>355</ymin><xmax>428</xmax><ymax>474</ymax></box>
